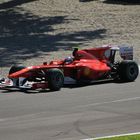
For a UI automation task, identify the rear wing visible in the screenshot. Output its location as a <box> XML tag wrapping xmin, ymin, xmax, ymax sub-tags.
<box><xmin>73</xmin><ymin>45</ymin><xmax>134</xmax><ymax>61</ymax></box>
<box><xmin>94</xmin><ymin>45</ymin><xmax>134</xmax><ymax>61</ymax></box>
<box><xmin>119</xmin><ymin>45</ymin><xmax>133</xmax><ymax>60</ymax></box>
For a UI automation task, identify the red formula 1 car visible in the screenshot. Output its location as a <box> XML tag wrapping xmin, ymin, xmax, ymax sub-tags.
<box><xmin>0</xmin><ymin>45</ymin><xmax>139</xmax><ymax>91</ymax></box>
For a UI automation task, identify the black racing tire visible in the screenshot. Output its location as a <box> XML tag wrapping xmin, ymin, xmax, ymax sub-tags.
<box><xmin>118</xmin><ymin>60</ymin><xmax>139</xmax><ymax>82</ymax></box>
<box><xmin>9</xmin><ymin>65</ymin><xmax>26</xmax><ymax>74</ymax></box>
<box><xmin>46</xmin><ymin>68</ymin><xmax>64</xmax><ymax>91</ymax></box>
<box><xmin>9</xmin><ymin>65</ymin><xmax>26</xmax><ymax>86</ymax></box>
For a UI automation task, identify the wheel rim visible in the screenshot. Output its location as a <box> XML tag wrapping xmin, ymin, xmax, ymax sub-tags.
<box><xmin>130</xmin><ymin>67</ymin><xmax>135</xmax><ymax>76</ymax></box>
<box><xmin>128</xmin><ymin>64</ymin><xmax>138</xmax><ymax>78</ymax></box>
<box><xmin>53</xmin><ymin>74</ymin><xmax>63</xmax><ymax>88</ymax></box>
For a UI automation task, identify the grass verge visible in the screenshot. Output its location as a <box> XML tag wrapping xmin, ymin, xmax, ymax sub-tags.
<box><xmin>96</xmin><ymin>134</ymin><xmax>140</xmax><ymax>140</ymax></box>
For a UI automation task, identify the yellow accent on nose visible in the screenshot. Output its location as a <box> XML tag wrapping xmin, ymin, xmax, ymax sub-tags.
<box><xmin>84</xmin><ymin>68</ymin><xmax>91</xmax><ymax>76</ymax></box>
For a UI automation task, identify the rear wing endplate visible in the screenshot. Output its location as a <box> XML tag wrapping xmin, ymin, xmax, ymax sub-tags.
<box><xmin>119</xmin><ymin>45</ymin><xmax>133</xmax><ymax>60</ymax></box>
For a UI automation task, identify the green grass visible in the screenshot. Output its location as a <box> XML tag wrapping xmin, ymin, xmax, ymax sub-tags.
<box><xmin>97</xmin><ymin>134</ymin><xmax>140</xmax><ymax>140</ymax></box>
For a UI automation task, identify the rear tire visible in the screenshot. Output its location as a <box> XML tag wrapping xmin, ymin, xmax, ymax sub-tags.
<box><xmin>118</xmin><ymin>60</ymin><xmax>139</xmax><ymax>82</ymax></box>
<box><xmin>46</xmin><ymin>68</ymin><xmax>64</xmax><ymax>91</ymax></box>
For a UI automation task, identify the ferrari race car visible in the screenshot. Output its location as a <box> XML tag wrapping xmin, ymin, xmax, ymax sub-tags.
<box><xmin>0</xmin><ymin>45</ymin><xmax>139</xmax><ymax>91</ymax></box>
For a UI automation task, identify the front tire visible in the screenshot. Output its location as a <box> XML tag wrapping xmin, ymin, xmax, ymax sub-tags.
<box><xmin>9</xmin><ymin>65</ymin><xmax>26</xmax><ymax>86</ymax></box>
<box><xmin>46</xmin><ymin>68</ymin><xmax>64</xmax><ymax>91</ymax></box>
<box><xmin>9</xmin><ymin>65</ymin><xmax>26</xmax><ymax>74</ymax></box>
<box><xmin>118</xmin><ymin>60</ymin><xmax>139</xmax><ymax>82</ymax></box>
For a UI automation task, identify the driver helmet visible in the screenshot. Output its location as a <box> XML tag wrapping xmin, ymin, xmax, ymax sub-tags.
<box><xmin>64</xmin><ymin>56</ymin><xmax>73</xmax><ymax>64</ymax></box>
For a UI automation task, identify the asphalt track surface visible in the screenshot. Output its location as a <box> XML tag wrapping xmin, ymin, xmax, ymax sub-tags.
<box><xmin>0</xmin><ymin>77</ymin><xmax>140</xmax><ymax>140</ymax></box>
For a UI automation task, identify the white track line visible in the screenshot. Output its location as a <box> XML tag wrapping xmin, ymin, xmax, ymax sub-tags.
<box><xmin>83</xmin><ymin>132</ymin><xmax>140</xmax><ymax>140</ymax></box>
<box><xmin>82</xmin><ymin>65</ymin><xmax>140</xmax><ymax>140</ymax></box>
<box><xmin>77</xmin><ymin>96</ymin><xmax>140</xmax><ymax>109</ymax></box>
